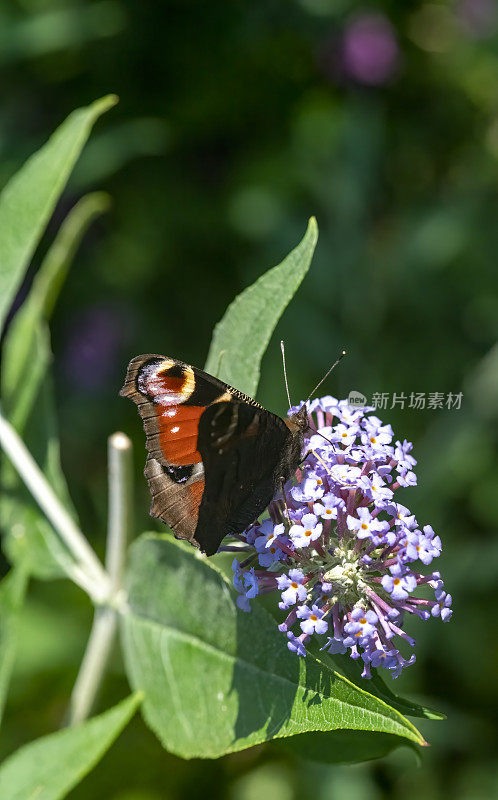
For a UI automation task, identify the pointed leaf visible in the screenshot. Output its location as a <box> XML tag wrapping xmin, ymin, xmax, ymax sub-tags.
<box><xmin>121</xmin><ymin>535</ymin><xmax>425</xmax><ymax>759</ymax></box>
<box><xmin>0</xmin><ymin>193</ymin><xmax>110</xmax><ymax>578</ymax></box>
<box><xmin>0</xmin><ymin>693</ymin><xmax>142</xmax><ymax>800</ymax></box>
<box><xmin>0</xmin><ymin>95</ymin><xmax>116</xmax><ymax>334</ymax></box>
<box><xmin>205</xmin><ymin>217</ymin><xmax>318</xmax><ymax>397</ymax></box>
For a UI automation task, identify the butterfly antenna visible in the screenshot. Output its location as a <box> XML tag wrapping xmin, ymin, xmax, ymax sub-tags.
<box><xmin>306</xmin><ymin>349</ymin><xmax>347</xmax><ymax>404</ymax></box>
<box><xmin>280</xmin><ymin>340</ymin><xmax>292</xmax><ymax>409</ymax></box>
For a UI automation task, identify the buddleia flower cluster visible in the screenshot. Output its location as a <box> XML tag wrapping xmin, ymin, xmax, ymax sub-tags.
<box><xmin>230</xmin><ymin>396</ymin><xmax>452</xmax><ymax>679</ymax></box>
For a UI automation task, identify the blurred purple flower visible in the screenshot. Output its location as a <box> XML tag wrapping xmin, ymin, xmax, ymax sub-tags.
<box><xmin>340</xmin><ymin>13</ymin><xmax>400</xmax><ymax>86</ymax></box>
<box><xmin>456</xmin><ymin>0</ymin><xmax>497</xmax><ymax>38</ymax></box>
<box><xmin>63</xmin><ymin>304</ymin><xmax>132</xmax><ymax>391</ymax></box>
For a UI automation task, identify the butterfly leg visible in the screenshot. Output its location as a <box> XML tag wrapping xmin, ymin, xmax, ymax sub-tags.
<box><xmin>280</xmin><ymin>477</ymin><xmax>292</xmax><ymax>527</ymax></box>
<box><xmin>298</xmin><ymin>450</ymin><xmax>313</xmax><ymax>467</ymax></box>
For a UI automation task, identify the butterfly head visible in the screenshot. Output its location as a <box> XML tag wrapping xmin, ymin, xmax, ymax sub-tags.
<box><xmin>287</xmin><ymin>402</ymin><xmax>309</xmax><ymax>433</ymax></box>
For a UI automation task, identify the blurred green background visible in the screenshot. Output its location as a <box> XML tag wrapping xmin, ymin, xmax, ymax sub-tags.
<box><xmin>1</xmin><ymin>0</ymin><xmax>498</xmax><ymax>797</ymax></box>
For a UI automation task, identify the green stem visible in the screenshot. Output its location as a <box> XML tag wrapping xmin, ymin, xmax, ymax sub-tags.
<box><xmin>0</xmin><ymin>409</ymin><xmax>110</xmax><ymax>603</ymax></box>
<box><xmin>68</xmin><ymin>432</ymin><xmax>132</xmax><ymax>725</ymax></box>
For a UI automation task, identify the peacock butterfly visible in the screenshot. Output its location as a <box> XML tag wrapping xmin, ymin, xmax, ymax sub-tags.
<box><xmin>120</xmin><ymin>354</ymin><xmax>309</xmax><ymax>556</ymax></box>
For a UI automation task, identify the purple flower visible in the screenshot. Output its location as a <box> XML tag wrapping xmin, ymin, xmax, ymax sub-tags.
<box><xmin>347</xmin><ymin>507</ymin><xmax>388</xmax><ymax>541</ymax></box>
<box><xmin>404</xmin><ymin>525</ymin><xmax>442</xmax><ymax>565</ymax></box>
<box><xmin>382</xmin><ymin>563</ymin><xmax>418</xmax><ymax>601</ymax></box>
<box><xmin>432</xmin><ymin>589</ymin><xmax>453</xmax><ymax>622</ymax></box>
<box><xmin>331</xmin><ymin>423</ymin><xmax>359</xmax><ymax>447</ymax></box>
<box><xmin>344</xmin><ymin>607</ymin><xmax>378</xmax><ymax>643</ymax></box>
<box><xmin>361</xmin><ymin>427</ymin><xmax>393</xmax><ymax>451</ymax></box>
<box><xmin>232</xmin><ymin>560</ymin><xmax>259</xmax><ymax>612</ymax></box>
<box><xmin>287</xmin><ymin>631</ymin><xmax>307</xmax><ymax>657</ymax></box>
<box><xmin>313</xmin><ymin>494</ymin><xmax>340</xmax><ymax>521</ymax></box>
<box><xmin>230</xmin><ymin>396</ymin><xmax>452</xmax><ymax>678</ymax></box>
<box><xmin>396</xmin><ymin>470</ymin><xmax>417</xmax><ymax>488</ymax></box>
<box><xmin>322</xmin><ymin>636</ymin><xmax>347</xmax><ymax>655</ymax></box>
<box><xmin>341</xmin><ymin>14</ymin><xmax>400</xmax><ymax>86</ymax></box>
<box><xmin>297</xmin><ymin>604</ymin><xmax>329</xmax><ymax>635</ymax></box>
<box><xmin>291</xmin><ymin>472</ymin><xmax>325</xmax><ymax>502</ymax></box>
<box><xmin>277</xmin><ymin>569</ymin><xmax>308</xmax><ymax>608</ymax></box>
<box><xmin>289</xmin><ymin>514</ymin><xmax>323</xmax><ymax>548</ymax></box>
<box><xmin>254</xmin><ymin>521</ymin><xmax>286</xmax><ymax>566</ymax></box>
<box><xmin>394</xmin><ymin>440</ymin><xmax>417</xmax><ymax>471</ymax></box>
<box><xmin>390</xmin><ymin>502</ymin><xmax>417</xmax><ymax>530</ymax></box>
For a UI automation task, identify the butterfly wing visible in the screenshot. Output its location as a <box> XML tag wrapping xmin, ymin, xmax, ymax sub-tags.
<box><xmin>195</xmin><ymin>399</ymin><xmax>294</xmax><ymax>554</ymax></box>
<box><xmin>120</xmin><ymin>354</ymin><xmax>298</xmax><ymax>554</ymax></box>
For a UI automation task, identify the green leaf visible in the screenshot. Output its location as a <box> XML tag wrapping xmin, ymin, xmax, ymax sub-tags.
<box><xmin>1</xmin><ymin>191</ymin><xmax>110</xmax><ymax>427</ymax></box>
<box><xmin>0</xmin><ymin>563</ymin><xmax>29</xmax><ymax>726</ymax></box>
<box><xmin>318</xmin><ymin>650</ymin><xmax>445</xmax><ymax>722</ymax></box>
<box><xmin>121</xmin><ymin>535</ymin><xmax>425</xmax><ymax>760</ymax></box>
<box><xmin>0</xmin><ymin>693</ymin><xmax>142</xmax><ymax>800</ymax></box>
<box><xmin>0</xmin><ymin>94</ymin><xmax>116</xmax><ymax>335</ymax></box>
<box><xmin>0</xmin><ymin>193</ymin><xmax>110</xmax><ymax>578</ymax></box>
<box><xmin>204</xmin><ymin>217</ymin><xmax>318</xmax><ymax>397</ymax></box>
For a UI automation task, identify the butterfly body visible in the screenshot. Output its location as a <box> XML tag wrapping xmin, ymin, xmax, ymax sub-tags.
<box><xmin>120</xmin><ymin>355</ymin><xmax>308</xmax><ymax>555</ymax></box>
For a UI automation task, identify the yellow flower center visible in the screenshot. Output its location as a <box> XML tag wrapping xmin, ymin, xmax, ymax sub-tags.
<box><xmin>310</xmin><ymin>614</ymin><xmax>317</xmax><ymax>622</ymax></box>
<box><xmin>291</xmin><ymin>582</ymin><xmax>298</xmax><ymax>589</ymax></box>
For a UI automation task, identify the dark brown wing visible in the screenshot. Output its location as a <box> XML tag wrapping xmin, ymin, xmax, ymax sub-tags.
<box><xmin>194</xmin><ymin>400</ymin><xmax>297</xmax><ymax>555</ymax></box>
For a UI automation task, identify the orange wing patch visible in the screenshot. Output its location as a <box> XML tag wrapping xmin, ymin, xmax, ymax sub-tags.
<box><xmin>156</xmin><ymin>404</ymin><xmax>203</xmax><ymax>465</ymax></box>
